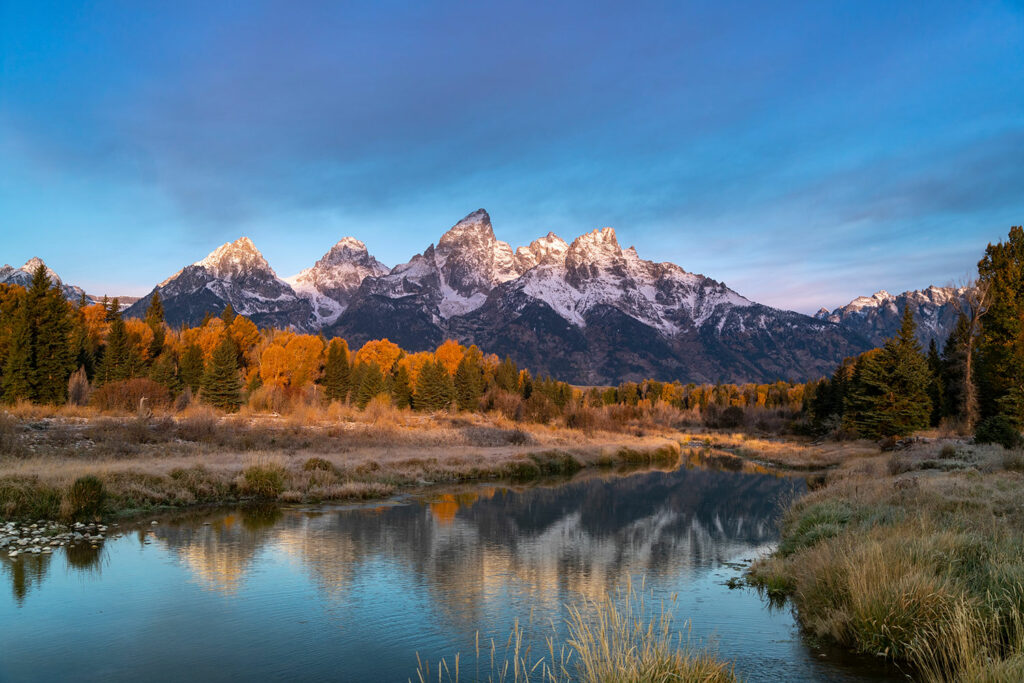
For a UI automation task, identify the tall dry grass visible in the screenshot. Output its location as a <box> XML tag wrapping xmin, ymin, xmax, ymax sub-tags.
<box><xmin>413</xmin><ymin>581</ymin><xmax>735</xmax><ymax>683</ymax></box>
<box><xmin>750</xmin><ymin>444</ymin><xmax>1024</xmax><ymax>680</ymax></box>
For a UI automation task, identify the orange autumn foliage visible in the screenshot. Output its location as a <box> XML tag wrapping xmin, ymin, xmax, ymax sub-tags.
<box><xmin>284</xmin><ymin>335</ymin><xmax>324</xmax><ymax>387</ymax></box>
<box><xmin>397</xmin><ymin>351</ymin><xmax>433</xmax><ymax>387</ymax></box>
<box><xmin>123</xmin><ymin>319</ymin><xmax>155</xmax><ymax>362</ymax></box>
<box><xmin>260</xmin><ymin>344</ymin><xmax>289</xmax><ymax>388</ymax></box>
<box><xmin>354</xmin><ymin>339</ymin><xmax>402</xmax><ymax>374</ymax></box>
<box><xmin>434</xmin><ymin>339</ymin><xmax>466</xmax><ymax>375</ymax></box>
<box><xmin>81</xmin><ymin>304</ymin><xmax>109</xmax><ymax>347</ymax></box>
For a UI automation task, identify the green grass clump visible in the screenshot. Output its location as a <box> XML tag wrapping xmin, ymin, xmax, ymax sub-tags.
<box><xmin>239</xmin><ymin>464</ymin><xmax>286</xmax><ymax>499</ymax></box>
<box><xmin>61</xmin><ymin>475</ymin><xmax>106</xmax><ymax>520</ymax></box>
<box><xmin>0</xmin><ymin>476</ymin><xmax>62</xmax><ymax>520</ymax></box>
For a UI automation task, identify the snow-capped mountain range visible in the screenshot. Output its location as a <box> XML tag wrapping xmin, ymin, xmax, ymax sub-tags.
<box><xmin>815</xmin><ymin>285</ymin><xmax>970</xmax><ymax>348</ymax></box>
<box><xmin>7</xmin><ymin>209</ymin><xmax>968</xmax><ymax>383</ymax></box>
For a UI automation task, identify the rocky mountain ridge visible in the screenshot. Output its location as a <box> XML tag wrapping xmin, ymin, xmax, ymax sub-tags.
<box><xmin>815</xmin><ymin>285</ymin><xmax>970</xmax><ymax>347</ymax></box>
<box><xmin>9</xmin><ymin>210</ymin><xmax>965</xmax><ymax>384</ymax></box>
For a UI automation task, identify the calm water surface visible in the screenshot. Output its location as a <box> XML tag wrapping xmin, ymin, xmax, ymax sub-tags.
<box><xmin>2</xmin><ymin>464</ymin><xmax>897</xmax><ymax>682</ymax></box>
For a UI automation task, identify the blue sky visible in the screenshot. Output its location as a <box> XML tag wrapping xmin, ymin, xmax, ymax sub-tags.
<box><xmin>1</xmin><ymin>1</ymin><xmax>1022</xmax><ymax>312</ymax></box>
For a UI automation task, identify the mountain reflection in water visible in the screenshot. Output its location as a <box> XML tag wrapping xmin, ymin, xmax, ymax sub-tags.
<box><xmin>2</xmin><ymin>465</ymin><xmax>893</xmax><ymax>682</ymax></box>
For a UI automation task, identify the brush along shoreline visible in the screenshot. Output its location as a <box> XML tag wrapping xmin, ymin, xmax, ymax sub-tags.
<box><xmin>748</xmin><ymin>438</ymin><xmax>1024</xmax><ymax>680</ymax></box>
<box><xmin>0</xmin><ymin>404</ymin><xmax>723</xmax><ymax>522</ymax></box>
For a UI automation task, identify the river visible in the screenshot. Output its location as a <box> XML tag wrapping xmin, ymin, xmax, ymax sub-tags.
<box><xmin>1</xmin><ymin>462</ymin><xmax>897</xmax><ymax>681</ymax></box>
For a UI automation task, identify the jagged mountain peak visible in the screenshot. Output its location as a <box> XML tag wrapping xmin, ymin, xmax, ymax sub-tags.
<box><xmin>332</xmin><ymin>236</ymin><xmax>370</xmax><ymax>252</ymax></box>
<box><xmin>573</xmin><ymin>227</ymin><xmax>618</xmax><ymax>247</ymax></box>
<box><xmin>438</xmin><ymin>209</ymin><xmax>494</xmax><ymax>247</ymax></box>
<box><xmin>515</xmin><ymin>232</ymin><xmax>569</xmax><ymax>270</ymax></box>
<box><xmin>316</xmin><ymin>237</ymin><xmax>381</xmax><ymax>266</ymax></box>
<box><xmin>22</xmin><ymin>256</ymin><xmax>49</xmax><ymax>272</ymax></box>
<box><xmin>195</xmin><ymin>236</ymin><xmax>276</xmax><ymax>279</ymax></box>
<box><xmin>285</xmin><ymin>236</ymin><xmax>390</xmax><ymax>326</ymax></box>
<box><xmin>566</xmin><ymin>227</ymin><xmax>623</xmax><ymax>271</ymax></box>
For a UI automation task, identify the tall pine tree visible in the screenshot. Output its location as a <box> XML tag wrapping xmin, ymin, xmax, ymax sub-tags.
<box><xmin>846</xmin><ymin>306</ymin><xmax>933</xmax><ymax>438</ymax></box>
<box><xmin>201</xmin><ymin>335</ymin><xmax>242</xmax><ymax>411</ymax></box>
<box><xmin>354</xmin><ymin>362</ymin><xmax>384</xmax><ymax>409</ymax></box>
<box><xmin>179</xmin><ymin>344</ymin><xmax>205</xmax><ymax>393</ymax></box>
<box><xmin>976</xmin><ymin>226</ymin><xmax>1024</xmax><ymax>425</ymax></box>
<box><xmin>414</xmin><ymin>360</ymin><xmax>454</xmax><ymax>412</ymax></box>
<box><xmin>322</xmin><ymin>338</ymin><xmax>351</xmax><ymax>402</ymax></box>
<box><xmin>454</xmin><ymin>354</ymin><xmax>484</xmax><ymax>411</ymax></box>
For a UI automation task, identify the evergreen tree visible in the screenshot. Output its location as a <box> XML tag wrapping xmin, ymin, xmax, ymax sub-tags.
<box><xmin>31</xmin><ymin>265</ymin><xmax>74</xmax><ymax>403</ymax></box>
<box><xmin>941</xmin><ymin>314</ymin><xmax>970</xmax><ymax>423</ymax></box>
<box><xmin>1</xmin><ymin>264</ymin><xmax>75</xmax><ymax>403</ymax></box>
<box><xmin>149</xmin><ymin>349</ymin><xmax>181</xmax><ymax>394</ymax></box>
<box><xmin>179</xmin><ymin>344</ymin><xmax>205</xmax><ymax>393</ymax></box>
<box><xmin>414</xmin><ymin>360</ymin><xmax>454</xmax><ymax>412</ymax></box>
<box><xmin>493</xmin><ymin>357</ymin><xmax>519</xmax><ymax>393</ymax></box>
<box><xmin>322</xmin><ymin>338</ymin><xmax>351</xmax><ymax>402</ymax></box>
<box><xmin>926</xmin><ymin>338</ymin><xmax>944</xmax><ymax>427</ymax></box>
<box><xmin>145</xmin><ymin>292</ymin><xmax>165</xmax><ymax>327</ymax></box>
<box><xmin>97</xmin><ymin>315</ymin><xmax>131</xmax><ymax>385</ymax></box>
<box><xmin>392</xmin><ymin>364</ymin><xmax>413</xmax><ymax>409</ymax></box>
<box><xmin>976</xmin><ymin>226</ymin><xmax>1024</xmax><ymax>425</ymax></box>
<box><xmin>1</xmin><ymin>305</ymin><xmax>33</xmax><ymax>402</ymax></box>
<box><xmin>454</xmin><ymin>354</ymin><xmax>484</xmax><ymax>411</ymax></box>
<box><xmin>201</xmin><ymin>335</ymin><xmax>242</xmax><ymax>411</ymax></box>
<box><xmin>144</xmin><ymin>292</ymin><xmax>166</xmax><ymax>361</ymax></box>
<box><xmin>846</xmin><ymin>306</ymin><xmax>933</xmax><ymax>438</ymax></box>
<box><xmin>354</xmin><ymin>362</ymin><xmax>384</xmax><ymax>409</ymax></box>
<box><xmin>220</xmin><ymin>304</ymin><xmax>236</xmax><ymax>326</ymax></box>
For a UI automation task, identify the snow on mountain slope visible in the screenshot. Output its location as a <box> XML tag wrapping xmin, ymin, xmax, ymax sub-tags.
<box><xmin>515</xmin><ymin>227</ymin><xmax>752</xmax><ymax>336</ymax></box>
<box><xmin>285</xmin><ymin>237</ymin><xmax>389</xmax><ymax>325</ymax></box>
<box><xmin>0</xmin><ymin>257</ymin><xmax>91</xmax><ymax>302</ymax></box>
<box><xmin>124</xmin><ymin>237</ymin><xmax>314</xmax><ymax>330</ymax></box>
<box><xmin>355</xmin><ymin>209</ymin><xmax>531</xmax><ymax>320</ymax></box>
<box><xmin>816</xmin><ymin>285</ymin><xmax>969</xmax><ymax>346</ymax></box>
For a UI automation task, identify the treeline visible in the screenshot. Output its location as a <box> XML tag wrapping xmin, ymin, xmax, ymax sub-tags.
<box><xmin>0</xmin><ymin>264</ymin><xmax>810</xmax><ymax>429</ymax></box>
<box><xmin>807</xmin><ymin>226</ymin><xmax>1024</xmax><ymax>447</ymax></box>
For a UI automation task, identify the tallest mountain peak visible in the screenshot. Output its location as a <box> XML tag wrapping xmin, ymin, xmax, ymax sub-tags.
<box><xmin>439</xmin><ymin>209</ymin><xmax>494</xmax><ymax>247</ymax></box>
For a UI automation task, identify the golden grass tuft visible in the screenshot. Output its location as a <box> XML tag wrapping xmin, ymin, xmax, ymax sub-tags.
<box><xmin>414</xmin><ymin>580</ymin><xmax>735</xmax><ymax>683</ymax></box>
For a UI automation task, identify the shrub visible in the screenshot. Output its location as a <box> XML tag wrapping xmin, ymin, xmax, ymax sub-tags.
<box><xmin>239</xmin><ymin>464</ymin><xmax>285</xmax><ymax>498</ymax></box>
<box><xmin>67</xmin><ymin>367</ymin><xmax>91</xmax><ymax>406</ymax></box>
<box><xmin>975</xmin><ymin>416</ymin><xmax>1022</xmax><ymax>450</ymax></box>
<box><xmin>565</xmin><ymin>405</ymin><xmax>596</xmax><ymax>430</ymax></box>
<box><xmin>90</xmin><ymin>378</ymin><xmax>171</xmax><ymax>413</ymax></box>
<box><xmin>0</xmin><ymin>476</ymin><xmax>62</xmax><ymax>519</ymax></box>
<box><xmin>482</xmin><ymin>389</ymin><xmax>524</xmax><ymax>421</ymax></box>
<box><xmin>176</xmin><ymin>407</ymin><xmax>219</xmax><ymax>442</ymax></box>
<box><xmin>247</xmin><ymin>384</ymin><xmax>289</xmax><ymax>413</ymax></box>
<box><xmin>718</xmin><ymin>405</ymin><xmax>746</xmax><ymax>429</ymax></box>
<box><xmin>462</xmin><ymin>425</ymin><xmax>533</xmax><ymax>447</ymax></box>
<box><xmin>302</xmin><ymin>457</ymin><xmax>334</xmax><ymax>472</ymax></box>
<box><xmin>61</xmin><ymin>475</ymin><xmax>106</xmax><ymax>520</ymax></box>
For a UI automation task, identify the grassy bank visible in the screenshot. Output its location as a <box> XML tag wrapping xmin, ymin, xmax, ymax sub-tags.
<box><xmin>750</xmin><ymin>439</ymin><xmax>1024</xmax><ymax>680</ymax></box>
<box><xmin>0</xmin><ymin>405</ymin><xmax>683</xmax><ymax>521</ymax></box>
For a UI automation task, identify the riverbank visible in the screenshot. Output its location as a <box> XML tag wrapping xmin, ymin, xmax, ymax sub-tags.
<box><xmin>749</xmin><ymin>438</ymin><xmax>1024</xmax><ymax>680</ymax></box>
<box><xmin>0</xmin><ymin>406</ymin><xmax>691</xmax><ymax>521</ymax></box>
